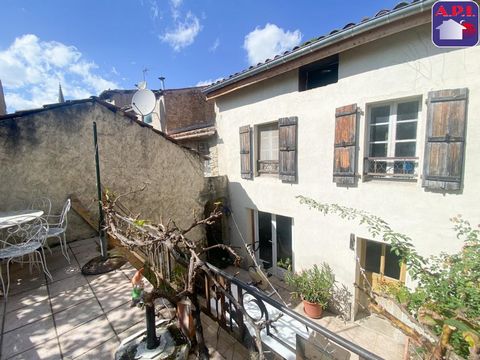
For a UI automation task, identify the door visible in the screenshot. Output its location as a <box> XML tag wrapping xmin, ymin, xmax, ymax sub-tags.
<box><xmin>255</xmin><ymin>211</ymin><xmax>293</xmax><ymax>276</ymax></box>
<box><xmin>358</xmin><ymin>238</ymin><xmax>406</xmax><ymax>314</ymax></box>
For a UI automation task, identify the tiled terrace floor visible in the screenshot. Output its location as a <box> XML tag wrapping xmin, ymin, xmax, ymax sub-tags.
<box><xmin>225</xmin><ymin>265</ymin><xmax>406</xmax><ymax>360</ymax></box>
<box><xmin>0</xmin><ymin>238</ymin><xmax>248</xmax><ymax>360</ymax></box>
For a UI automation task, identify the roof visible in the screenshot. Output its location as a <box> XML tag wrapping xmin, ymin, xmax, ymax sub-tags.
<box><xmin>169</xmin><ymin>125</ymin><xmax>216</xmax><ymax>141</ymax></box>
<box><xmin>203</xmin><ymin>0</ymin><xmax>434</xmax><ymax>97</ymax></box>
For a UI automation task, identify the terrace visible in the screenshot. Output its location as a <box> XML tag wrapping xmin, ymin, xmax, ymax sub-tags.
<box><xmin>0</xmin><ymin>235</ymin><xmax>405</xmax><ymax>359</ymax></box>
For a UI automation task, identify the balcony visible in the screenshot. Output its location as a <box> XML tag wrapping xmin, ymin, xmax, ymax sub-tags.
<box><xmin>364</xmin><ymin>157</ymin><xmax>419</xmax><ymax>180</ymax></box>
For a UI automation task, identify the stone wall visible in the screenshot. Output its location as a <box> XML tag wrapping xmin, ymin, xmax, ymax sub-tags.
<box><xmin>0</xmin><ymin>100</ymin><xmax>206</xmax><ymax>243</ymax></box>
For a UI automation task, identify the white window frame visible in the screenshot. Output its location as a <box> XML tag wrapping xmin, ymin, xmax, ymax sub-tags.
<box><xmin>365</xmin><ymin>97</ymin><xmax>421</xmax><ymax>179</ymax></box>
<box><xmin>255</xmin><ymin>121</ymin><xmax>279</xmax><ymax>176</ymax></box>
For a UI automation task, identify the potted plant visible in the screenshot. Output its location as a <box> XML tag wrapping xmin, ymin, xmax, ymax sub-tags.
<box><xmin>285</xmin><ymin>263</ymin><xmax>335</xmax><ymax>319</ymax></box>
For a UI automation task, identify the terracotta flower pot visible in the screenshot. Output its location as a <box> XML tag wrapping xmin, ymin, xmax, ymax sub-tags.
<box><xmin>302</xmin><ymin>299</ymin><xmax>324</xmax><ymax>319</ymax></box>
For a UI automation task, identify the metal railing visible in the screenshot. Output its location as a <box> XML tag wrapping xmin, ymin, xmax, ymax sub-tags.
<box><xmin>258</xmin><ymin>160</ymin><xmax>279</xmax><ymax>174</ymax></box>
<box><xmin>364</xmin><ymin>157</ymin><xmax>418</xmax><ymax>179</ymax></box>
<box><xmin>199</xmin><ymin>263</ymin><xmax>383</xmax><ymax>360</ymax></box>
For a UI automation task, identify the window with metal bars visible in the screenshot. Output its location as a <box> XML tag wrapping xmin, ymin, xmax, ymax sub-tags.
<box><xmin>365</xmin><ymin>99</ymin><xmax>420</xmax><ymax>179</ymax></box>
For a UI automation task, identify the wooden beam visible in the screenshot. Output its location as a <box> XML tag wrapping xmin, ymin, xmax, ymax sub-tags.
<box><xmin>206</xmin><ymin>11</ymin><xmax>430</xmax><ymax>100</ymax></box>
<box><xmin>70</xmin><ymin>194</ymin><xmax>98</xmax><ymax>230</ymax></box>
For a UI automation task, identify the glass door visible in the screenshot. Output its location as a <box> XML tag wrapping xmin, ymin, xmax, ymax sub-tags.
<box><xmin>255</xmin><ymin>211</ymin><xmax>293</xmax><ymax>276</ymax></box>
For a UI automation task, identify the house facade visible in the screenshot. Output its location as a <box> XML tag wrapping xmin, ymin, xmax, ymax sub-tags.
<box><xmin>203</xmin><ymin>0</ymin><xmax>480</xmax><ymax>319</ymax></box>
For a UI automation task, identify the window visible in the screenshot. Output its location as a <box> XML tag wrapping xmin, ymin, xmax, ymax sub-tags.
<box><xmin>362</xmin><ymin>239</ymin><xmax>405</xmax><ymax>283</ymax></box>
<box><xmin>299</xmin><ymin>55</ymin><xmax>338</xmax><ymax>91</ymax></box>
<box><xmin>365</xmin><ymin>99</ymin><xmax>420</xmax><ymax>179</ymax></box>
<box><xmin>144</xmin><ymin>114</ymin><xmax>153</xmax><ymax>124</ymax></box>
<box><xmin>257</xmin><ymin>123</ymin><xmax>279</xmax><ymax>175</ymax></box>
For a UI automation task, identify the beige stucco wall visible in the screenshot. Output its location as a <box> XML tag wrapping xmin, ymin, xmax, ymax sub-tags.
<box><xmin>214</xmin><ymin>24</ymin><xmax>480</xmax><ymax>318</ymax></box>
<box><xmin>0</xmin><ymin>101</ymin><xmax>206</xmax><ymax>243</ymax></box>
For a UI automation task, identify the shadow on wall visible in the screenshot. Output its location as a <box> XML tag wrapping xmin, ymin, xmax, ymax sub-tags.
<box><xmin>225</xmin><ymin>181</ymin><xmax>258</xmax><ymax>266</ymax></box>
<box><xmin>216</xmin><ymin>70</ymin><xmax>298</xmax><ymax>113</ymax></box>
<box><xmin>330</xmin><ymin>282</ymin><xmax>353</xmax><ymax>322</ymax></box>
<box><xmin>339</xmin><ymin>24</ymin><xmax>456</xmax><ymax>81</ymax></box>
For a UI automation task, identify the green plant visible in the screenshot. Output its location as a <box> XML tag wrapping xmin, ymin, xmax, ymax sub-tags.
<box><xmin>277</xmin><ymin>257</ymin><xmax>292</xmax><ymax>271</ymax></box>
<box><xmin>296</xmin><ymin>195</ymin><xmax>480</xmax><ymax>359</ymax></box>
<box><xmin>285</xmin><ymin>263</ymin><xmax>335</xmax><ymax>308</ymax></box>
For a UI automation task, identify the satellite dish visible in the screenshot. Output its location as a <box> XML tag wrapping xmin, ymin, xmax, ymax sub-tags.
<box><xmin>136</xmin><ymin>81</ymin><xmax>147</xmax><ymax>90</ymax></box>
<box><xmin>131</xmin><ymin>89</ymin><xmax>155</xmax><ymax>116</ymax></box>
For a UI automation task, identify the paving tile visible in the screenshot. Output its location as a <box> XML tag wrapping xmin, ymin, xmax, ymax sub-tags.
<box><xmin>58</xmin><ymin>315</ymin><xmax>116</xmax><ymax>359</ymax></box>
<box><xmin>117</xmin><ymin>320</ymin><xmax>145</xmax><ymax>342</ymax></box>
<box><xmin>45</xmin><ymin>250</ymin><xmax>76</xmax><ymax>272</ymax></box>
<box><xmin>54</xmin><ymin>298</ymin><xmax>103</xmax><ymax>335</ymax></box>
<box><xmin>1</xmin><ymin>316</ymin><xmax>56</xmax><ymax>359</ymax></box>
<box><xmin>4</xmin><ymin>271</ymin><xmax>46</xmax><ymax>297</ymax></box>
<box><xmin>119</xmin><ymin>264</ymin><xmax>137</xmax><ymax>279</ymax></box>
<box><xmin>48</xmin><ymin>263</ymin><xmax>82</xmax><ymax>283</ymax></box>
<box><xmin>69</xmin><ymin>238</ymin><xmax>99</xmax><ymax>249</ymax></box>
<box><xmin>3</xmin><ymin>298</ymin><xmax>51</xmax><ymax>332</ymax></box>
<box><xmin>50</xmin><ymin>284</ymin><xmax>94</xmax><ymax>313</ymax></box>
<box><xmin>5</xmin><ymin>285</ymin><xmax>48</xmax><ymax>313</ymax></box>
<box><xmin>87</xmin><ymin>270</ymin><xmax>129</xmax><ymax>292</ymax></box>
<box><xmin>106</xmin><ymin>301</ymin><xmax>144</xmax><ymax>334</ymax></box>
<box><xmin>7</xmin><ymin>338</ymin><xmax>61</xmax><ymax>360</ymax></box>
<box><xmin>72</xmin><ymin>336</ymin><xmax>119</xmax><ymax>360</ymax></box>
<box><xmin>70</xmin><ymin>242</ymin><xmax>98</xmax><ymax>255</ymax></box>
<box><xmin>95</xmin><ymin>282</ymin><xmax>132</xmax><ymax>313</ymax></box>
<box><xmin>47</xmin><ymin>273</ymin><xmax>88</xmax><ymax>298</ymax></box>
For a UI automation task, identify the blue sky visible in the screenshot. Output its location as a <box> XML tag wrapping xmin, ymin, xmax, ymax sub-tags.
<box><xmin>0</xmin><ymin>0</ymin><xmax>401</xmax><ymax>111</ymax></box>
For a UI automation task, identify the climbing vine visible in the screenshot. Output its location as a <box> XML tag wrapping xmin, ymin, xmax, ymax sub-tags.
<box><xmin>297</xmin><ymin>195</ymin><xmax>480</xmax><ymax>359</ymax></box>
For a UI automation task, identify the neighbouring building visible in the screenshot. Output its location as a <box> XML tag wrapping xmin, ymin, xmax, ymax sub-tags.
<box><xmin>0</xmin><ymin>98</ymin><xmax>211</xmax><ymax>243</ymax></box>
<box><xmin>99</xmin><ymin>86</ymin><xmax>218</xmax><ymax>176</ymax></box>
<box><xmin>202</xmin><ymin>0</ymin><xmax>480</xmax><ymax>321</ymax></box>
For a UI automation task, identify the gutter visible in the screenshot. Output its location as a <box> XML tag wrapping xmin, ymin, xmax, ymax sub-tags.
<box><xmin>203</xmin><ymin>0</ymin><xmax>434</xmax><ymax>95</ymax></box>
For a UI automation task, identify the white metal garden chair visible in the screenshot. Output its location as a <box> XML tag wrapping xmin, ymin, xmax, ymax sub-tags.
<box><xmin>0</xmin><ymin>217</ymin><xmax>52</xmax><ymax>299</ymax></box>
<box><xmin>29</xmin><ymin>196</ymin><xmax>53</xmax><ymax>254</ymax></box>
<box><xmin>45</xmin><ymin>198</ymin><xmax>71</xmax><ymax>263</ymax></box>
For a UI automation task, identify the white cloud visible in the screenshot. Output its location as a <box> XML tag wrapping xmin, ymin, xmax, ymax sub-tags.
<box><xmin>0</xmin><ymin>34</ymin><xmax>118</xmax><ymax>112</ymax></box>
<box><xmin>195</xmin><ymin>78</ymin><xmax>223</xmax><ymax>87</ymax></box>
<box><xmin>243</xmin><ymin>23</ymin><xmax>302</xmax><ymax>65</ymax></box>
<box><xmin>209</xmin><ymin>38</ymin><xmax>220</xmax><ymax>52</ymax></box>
<box><xmin>160</xmin><ymin>12</ymin><xmax>201</xmax><ymax>51</ymax></box>
<box><xmin>150</xmin><ymin>1</ymin><xmax>159</xmax><ymax>19</ymax></box>
<box><xmin>171</xmin><ymin>0</ymin><xmax>182</xmax><ymax>8</ymax></box>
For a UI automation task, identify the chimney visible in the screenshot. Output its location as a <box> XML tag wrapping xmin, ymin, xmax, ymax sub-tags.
<box><xmin>158</xmin><ymin>77</ymin><xmax>166</xmax><ymax>90</ymax></box>
<box><xmin>58</xmin><ymin>83</ymin><xmax>65</xmax><ymax>103</ymax></box>
<box><xmin>0</xmin><ymin>79</ymin><xmax>6</xmax><ymax>115</ymax></box>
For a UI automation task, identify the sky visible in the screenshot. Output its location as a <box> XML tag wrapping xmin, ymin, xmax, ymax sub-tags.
<box><xmin>0</xmin><ymin>0</ymin><xmax>402</xmax><ymax>112</ymax></box>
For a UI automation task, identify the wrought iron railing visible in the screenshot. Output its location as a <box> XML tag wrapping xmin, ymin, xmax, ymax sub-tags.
<box><xmin>199</xmin><ymin>263</ymin><xmax>383</xmax><ymax>360</ymax></box>
<box><xmin>258</xmin><ymin>160</ymin><xmax>279</xmax><ymax>174</ymax></box>
<box><xmin>364</xmin><ymin>157</ymin><xmax>419</xmax><ymax>179</ymax></box>
<box><xmin>108</xmin><ymin>211</ymin><xmax>382</xmax><ymax>359</ymax></box>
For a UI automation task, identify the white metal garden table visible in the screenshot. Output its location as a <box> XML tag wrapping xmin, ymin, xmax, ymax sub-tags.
<box><xmin>0</xmin><ymin>209</ymin><xmax>44</xmax><ymax>229</ymax></box>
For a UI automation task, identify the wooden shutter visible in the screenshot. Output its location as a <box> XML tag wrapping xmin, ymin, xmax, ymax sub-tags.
<box><xmin>278</xmin><ymin>117</ymin><xmax>298</xmax><ymax>183</ymax></box>
<box><xmin>333</xmin><ymin>104</ymin><xmax>358</xmax><ymax>185</ymax></box>
<box><xmin>239</xmin><ymin>125</ymin><xmax>252</xmax><ymax>179</ymax></box>
<box><xmin>423</xmin><ymin>88</ymin><xmax>468</xmax><ymax>190</ymax></box>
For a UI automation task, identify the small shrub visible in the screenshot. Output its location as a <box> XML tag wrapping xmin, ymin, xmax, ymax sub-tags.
<box><xmin>285</xmin><ymin>263</ymin><xmax>335</xmax><ymax>308</ymax></box>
